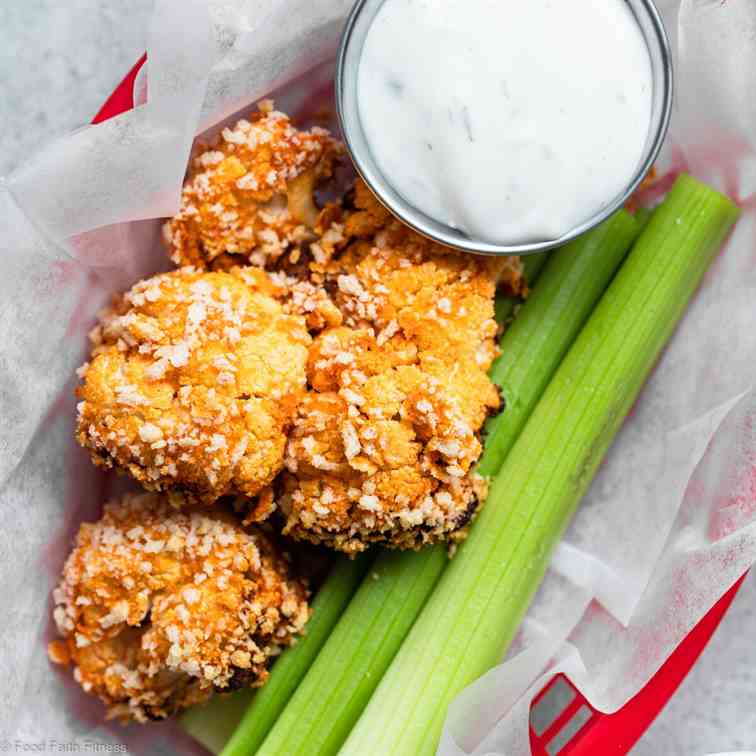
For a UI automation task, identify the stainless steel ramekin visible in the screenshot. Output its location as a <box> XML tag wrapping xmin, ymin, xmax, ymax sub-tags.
<box><xmin>335</xmin><ymin>0</ymin><xmax>673</xmax><ymax>256</ymax></box>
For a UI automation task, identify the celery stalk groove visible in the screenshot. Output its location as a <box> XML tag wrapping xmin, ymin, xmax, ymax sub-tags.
<box><xmin>256</xmin><ymin>546</ymin><xmax>447</xmax><ymax>755</ymax></box>
<box><xmin>479</xmin><ymin>208</ymin><xmax>640</xmax><ymax>475</ymax></box>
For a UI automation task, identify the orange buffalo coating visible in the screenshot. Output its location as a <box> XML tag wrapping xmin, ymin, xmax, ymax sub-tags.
<box><xmin>160</xmin><ymin>122</ymin><xmax>521</xmax><ymax>551</ymax></box>
<box><xmin>50</xmin><ymin>104</ymin><xmax>526</xmax><ymax>731</ymax></box>
<box><xmin>75</xmin><ymin>266</ymin><xmax>310</xmax><ymax>508</ymax></box>
<box><xmin>164</xmin><ymin>100</ymin><xmax>344</xmax><ymax>270</ymax></box>
<box><xmin>48</xmin><ymin>493</ymin><xmax>309</xmax><ymax>722</ymax></box>
<box><xmin>277</xmin><ymin>183</ymin><xmax>515</xmax><ymax>553</ymax></box>
<box><xmin>92</xmin><ymin>105</ymin><xmax>521</xmax><ymax>554</ymax></box>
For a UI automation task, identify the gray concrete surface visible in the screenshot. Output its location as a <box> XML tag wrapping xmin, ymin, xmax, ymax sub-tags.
<box><xmin>0</xmin><ymin>1</ymin><xmax>152</xmax><ymax>176</ymax></box>
<box><xmin>631</xmin><ymin>570</ymin><xmax>756</xmax><ymax>755</ymax></box>
<box><xmin>1</xmin><ymin>2</ymin><xmax>754</xmax><ymax>754</ymax></box>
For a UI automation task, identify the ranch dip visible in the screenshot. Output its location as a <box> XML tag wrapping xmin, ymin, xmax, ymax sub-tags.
<box><xmin>357</xmin><ymin>0</ymin><xmax>653</xmax><ymax>244</ymax></box>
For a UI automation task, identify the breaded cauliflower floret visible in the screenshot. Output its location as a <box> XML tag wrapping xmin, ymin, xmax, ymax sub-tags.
<box><xmin>280</xmin><ymin>332</ymin><xmax>492</xmax><ymax>553</ymax></box>
<box><xmin>317</xmin><ymin>179</ymin><xmax>525</xmax><ymax>296</ymax></box>
<box><xmin>164</xmin><ymin>100</ymin><xmax>344</xmax><ymax>270</ymax></box>
<box><xmin>327</xmin><ymin>235</ymin><xmax>503</xmax><ymax>371</ymax></box>
<box><xmin>279</xmin><ymin>218</ymin><xmax>505</xmax><ymax>553</ymax></box>
<box><xmin>48</xmin><ymin>493</ymin><xmax>309</xmax><ymax>722</ymax></box>
<box><xmin>76</xmin><ymin>266</ymin><xmax>310</xmax><ymax>507</ymax></box>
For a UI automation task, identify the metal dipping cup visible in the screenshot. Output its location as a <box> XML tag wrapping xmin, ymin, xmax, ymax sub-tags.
<box><xmin>335</xmin><ymin>0</ymin><xmax>673</xmax><ymax>256</ymax></box>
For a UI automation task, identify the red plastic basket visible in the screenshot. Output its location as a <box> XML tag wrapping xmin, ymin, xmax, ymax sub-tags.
<box><xmin>93</xmin><ymin>56</ymin><xmax>748</xmax><ymax>756</ymax></box>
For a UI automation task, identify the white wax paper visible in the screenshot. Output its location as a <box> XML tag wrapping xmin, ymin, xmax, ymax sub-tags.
<box><xmin>1</xmin><ymin>1</ymin><xmax>756</xmax><ymax>754</ymax></box>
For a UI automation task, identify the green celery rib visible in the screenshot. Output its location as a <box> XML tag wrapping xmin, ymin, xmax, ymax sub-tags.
<box><xmin>494</xmin><ymin>250</ymin><xmax>550</xmax><ymax>325</ymax></box>
<box><xmin>255</xmin><ymin>546</ymin><xmax>447</xmax><ymax>755</ymax></box>
<box><xmin>341</xmin><ymin>174</ymin><xmax>739</xmax><ymax>756</ymax></box>
<box><xmin>479</xmin><ymin>207</ymin><xmax>641</xmax><ymax>476</ymax></box>
<box><xmin>522</xmin><ymin>249</ymin><xmax>551</xmax><ymax>282</ymax></box>
<box><xmin>182</xmin><ymin>689</ymin><xmax>256</xmax><ymax>755</ymax></box>
<box><xmin>634</xmin><ymin>205</ymin><xmax>654</xmax><ymax>229</ymax></box>
<box><xmin>190</xmin><ymin>554</ymin><xmax>372</xmax><ymax>756</ymax></box>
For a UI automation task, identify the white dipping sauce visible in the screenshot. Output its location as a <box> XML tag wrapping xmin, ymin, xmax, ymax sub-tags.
<box><xmin>357</xmin><ymin>0</ymin><xmax>653</xmax><ymax>244</ymax></box>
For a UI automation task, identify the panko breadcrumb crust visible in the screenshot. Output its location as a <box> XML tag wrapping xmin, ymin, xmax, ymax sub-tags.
<box><xmin>48</xmin><ymin>493</ymin><xmax>309</xmax><ymax>723</ymax></box>
<box><xmin>276</xmin><ymin>181</ymin><xmax>511</xmax><ymax>553</ymax></box>
<box><xmin>55</xmin><ymin>105</ymin><xmax>527</xmax><ymax>722</ymax></box>
<box><xmin>164</xmin><ymin>100</ymin><xmax>344</xmax><ymax>271</ymax></box>
<box><xmin>75</xmin><ymin>266</ymin><xmax>310</xmax><ymax>508</ymax></box>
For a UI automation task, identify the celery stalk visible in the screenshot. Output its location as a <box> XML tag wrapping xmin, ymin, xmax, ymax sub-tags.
<box><xmin>182</xmin><ymin>689</ymin><xmax>255</xmax><ymax>755</ymax></box>
<box><xmin>522</xmin><ymin>249</ymin><xmax>551</xmax><ymax>282</ymax></box>
<box><xmin>255</xmin><ymin>546</ymin><xmax>447</xmax><ymax>755</ymax></box>
<box><xmin>342</xmin><ymin>175</ymin><xmax>739</xmax><ymax>756</ymax></box>
<box><xmin>635</xmin><ymin>205</ymin><xmax>654</xmax><ymax>229</ymax></box>
<box><xmin>493</xmin><ymin>295</ymin><xmax>515</xmax><ymax>326</ymax></box>
<box><xmin>185</xmin><ymin>554</ymin><xmax>370</xmax><ymax>756</ymax></box>
<box><xmin>494</xmin><ymin>250</ymin><xmax>550</xmax><ymax>325</ymax></box>
<box><xmin>479</xmin><ymin>208</ymin><xmax>641</xmax><ymax>476</ymax></box>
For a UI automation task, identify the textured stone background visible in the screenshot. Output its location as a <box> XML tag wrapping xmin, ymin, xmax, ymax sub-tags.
<box><xmin>1</xmin><ymin>2</ymin><xmax>755</xmax><ymax>754</ymax></box>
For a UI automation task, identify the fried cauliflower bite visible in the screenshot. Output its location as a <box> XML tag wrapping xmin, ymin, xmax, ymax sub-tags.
<box><xmin>48</xmin><ymin>493</ymin><xmax>309</xmax><ymax>722</ymax></box>
<box><xmin>278</xmin><ymin>223</ymin><xmax>505</xmax><ymax>553</ymax></box>
<box><xmin>164</xmin><ymin>100</ymin><xmax>344</xmax><ymax>270</ymax></box>
<box><xmin>280</xmin><ymin>332</ymin><xmax>492</xmax><ymax>553</ymax></box>
<box><xmin>325</xmin><ymin>179</ymin><xmax>526</xmax><ymax>296</ymax></box>
<box><xmin>76</xmin><ymin>266</ymin><xmax>310</xmax><ymax>507</ymax></box>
